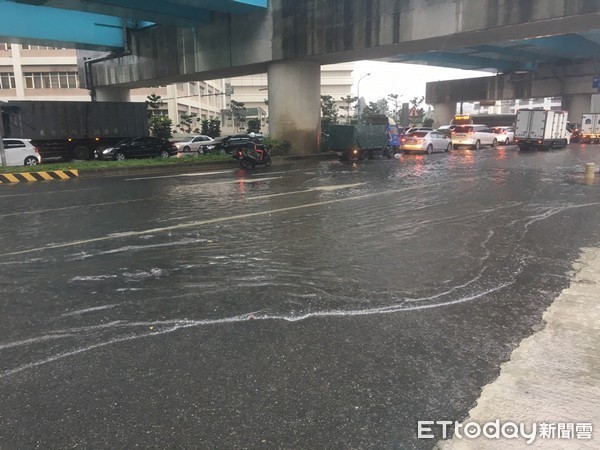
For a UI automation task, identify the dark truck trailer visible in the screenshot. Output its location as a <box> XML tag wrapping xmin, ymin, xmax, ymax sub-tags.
<box><xmin>0</xmin><ymin>101</ymin><xmax>149</xmax><ymax>161</ymax></box>
<box><xmin>328</xmin><ymin>115</ymin><xmax>398</xmax><ymax>161</ymax></box>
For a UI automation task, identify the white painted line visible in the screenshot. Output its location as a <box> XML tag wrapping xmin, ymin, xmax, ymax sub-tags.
<box><xmin>247</xmin><ymin>183</ymin><xmax>366</xmax><ymax>200</ymax></box>
<box><xmin>3</xmin><ymin>183</ymin><xmax>438</xmax><ymax>257</ymax></box>
<box><xmin>2</xmin><ymin>199</ymin><xmax>149</xmax><ymax>217</ymax></box>
<box><xmin>126</xmin><ymin>170</ymin><xmax>235</xmax><ymax>181</ymax></box>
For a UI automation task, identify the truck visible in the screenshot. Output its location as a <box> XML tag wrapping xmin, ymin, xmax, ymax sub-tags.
<box><xmin>513</xmin><ymin>109</ymin><xmax>569</xmax><ymax>150</ymax></box>
<box><xmin>0</xmin><ymin>101</ymin><xmax>149</xmax><ymax>161</ymax></box>
<box><xmin>328</xmin><ymin>115</ymin><xmax>398</xmax><ymax>161</ymax></box>
<box><xmin>580</xmin><ymin>113</ymin><xmax>600</xmax><ymax>143</ymax></box>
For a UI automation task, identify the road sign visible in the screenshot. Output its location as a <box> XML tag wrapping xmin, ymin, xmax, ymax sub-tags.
<box><xmin>409</xmin><ymin>107</ymin><xmax>418</xmax><ymax>117</ymax></box>
<box><xmin>593</xmin><ymin>77</ymin><xmax>600</xmax><ymax>89</ymax></box>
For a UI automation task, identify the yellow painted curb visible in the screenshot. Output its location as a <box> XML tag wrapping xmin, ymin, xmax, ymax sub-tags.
<box><xmin>0</xmin><ymin>170</ymin><xmax>79</xmax><ymax>184</ymax></box>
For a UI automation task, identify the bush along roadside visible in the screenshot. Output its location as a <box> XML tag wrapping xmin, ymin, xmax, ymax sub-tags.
<box><xmin>262</xmin><ymin>137</ymin><xmax>292</xmax><ymax>156</ymax></box>
<box><xmin>0</xmin><ymin>153</ymin><xmax>232</xmax><ymax>174</ymax></box>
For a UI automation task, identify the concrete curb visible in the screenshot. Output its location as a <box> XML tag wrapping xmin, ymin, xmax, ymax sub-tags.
<box><xmin>438</xmin><ymin>247</ymin><xmax>600</xmax><ymax>449</ymax></box>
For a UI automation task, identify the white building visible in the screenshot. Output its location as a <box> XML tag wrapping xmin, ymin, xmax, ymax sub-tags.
<box><xmin>1</xmin><ymin>44</ymin><xmax>355</xmax><ymax>136</ymax></box>
<box><xmin>224</xmin><ymin>63</ymin><xmax>355</xmax><ymax>133</ymax></box>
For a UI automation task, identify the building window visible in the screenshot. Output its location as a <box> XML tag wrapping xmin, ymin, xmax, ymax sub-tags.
<box><xmin>23</xmin><ymin>45</ymin><xmax>63</xmax><ymax>50</ymax></box>
<box><xmin>24</xmin><ymin>72</ymin><xmax>79</xmax><ymax>89</ymax></box>
<box><xmin>0</xmin><ymin>73</ymin><xmax>16</xmax><ymax>89</ymax></box>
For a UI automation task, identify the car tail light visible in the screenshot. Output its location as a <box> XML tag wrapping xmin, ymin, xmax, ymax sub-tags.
<box><xmin>468</xmin><ymin>131</ymin><xmax>474</xmax><ymax>135</ymax></box>
<box><xmin>33</xmin><ymin>146</ymin><xmax>40</xmax><ymax>154</ymax></box>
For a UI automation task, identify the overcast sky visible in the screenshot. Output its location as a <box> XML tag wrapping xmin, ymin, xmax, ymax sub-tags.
<box><xmin>351</xmin><ymin>60</ymin><xmax>492</xmax><ymax>105</ymax></box>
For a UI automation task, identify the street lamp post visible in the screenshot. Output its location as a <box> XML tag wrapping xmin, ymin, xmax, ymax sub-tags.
<box><xmin>356</xmin><ymin>73</ymin><xmax>371</xmax><ymax>121</ymax></box>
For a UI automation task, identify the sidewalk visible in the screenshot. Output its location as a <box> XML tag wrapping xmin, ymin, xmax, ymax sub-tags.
<box><xmin>439</xmin><ymin>247</ymin><xmax>600</xmax><ymax>449</ymax></box>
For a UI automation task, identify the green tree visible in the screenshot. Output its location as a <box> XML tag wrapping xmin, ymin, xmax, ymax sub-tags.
<box><xmin>230</xmin><ymin>100</ymin><xmax>247</xmax><ymax>131</ymax></box>
<box><xmin>247</xmin><ymin>118</ymin><xmax>261</xmax><ymax>133</ymax></box>
<box><xmin>340</xmin><ymin>95</ymin><xmax>358</xmax><ymax>124</ymax></box>
<box><xmin>201</xmin><ymin>119</ymin><xmax>210</xmax><ymax>136</ymax></box>
<box><xmin>149</xmin><ymin>115</ymin><xmax>173</xmax><ymax>139</ymax></box>
<box><xmin>177</xmin><ymin>113</ymin><xmax>199</xmax><ymax>134</ymax></box>
<box><xmin>321</xmin><ymin>95</ymin><xmax>339</xmax><ymax>133</ymax></box>
<box><xmin>208</xmin><ymin>119</ymin><xmax>221</xmax><ymax>138</ymax></box>
<box><xmin>146</xmin><ymin>93</ymin><xmax>164</xmax><ymax>114</ymax></box>
<box><xmin>146</xmin><ymin>93</ymin><xmax>172</xmax><ymax>138</ymax></box>
<box><xmin>387</xmin><ymin>94</ymin><xmax>402</xmax><ymax>123</ymax></box>
<box><xmin>360</xmin><ymin>98</ymin><xmax>389</xmax><ymax>122</ymax></box>
<box><xmin>409</xmin><ymin>96</ymin><xmax>426</xmax><ymax>125</ymax></box>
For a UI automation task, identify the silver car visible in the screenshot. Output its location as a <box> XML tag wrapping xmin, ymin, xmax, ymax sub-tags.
<box><xmin>174</xmin><ymin>135</ymin><xmax>214</xmax><ymax>155</ymax></box>
<box><xmin>401</xmin><ymin>130</ymin><xmax>452</xmax><ymax>154</ymax></box>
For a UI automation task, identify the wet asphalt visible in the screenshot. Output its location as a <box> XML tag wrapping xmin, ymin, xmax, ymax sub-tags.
<box><xmin>1</xmin><ymin>144</ymin><xmax>600</xmax><ymax>449</ymax></box>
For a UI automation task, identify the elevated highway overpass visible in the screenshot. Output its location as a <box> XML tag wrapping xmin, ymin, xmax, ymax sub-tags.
<box><xmin>1</xmin><ymin>0</ymin><xmax>600</xmax><ymax>152</ymax></box>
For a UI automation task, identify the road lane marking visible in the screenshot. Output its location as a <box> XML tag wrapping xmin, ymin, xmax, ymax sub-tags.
<box><xmin>126</xmin><ymin>170</ymin><xmax>235</xmax><ymax>181</ymax></box>
<box><xmin>0</xmin><ymin>187</ymin><xmax>99</xmax><ymax>199</ymax></box>
<box><xmin>3</xmin><ymin>183</ymin><xmax>445</xmax><ymax>257</ymax></box>
<box><xmin>2</xmin><ymin>199</ymin><xmax>149</xmax><ymax>217</ymax></box>
<box><xmin>247</xmin><ymin>183</ymin><xmax>366</xmax><ymax>200</ymax></box>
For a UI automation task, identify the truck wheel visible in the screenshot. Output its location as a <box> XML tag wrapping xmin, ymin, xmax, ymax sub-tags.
<box><xmin>73</xmin><ymin>146</ymin><xmax>91</xmax><ymax>160</ymax></box>
<box><xmin>24</xmin><ymin>156</ymin><xmax>38</xmax><ymax>166</ymax></box>
<box><xmin>361</xmin><ymin>150</ymin><xmax>370</xmax><ymax>160</ymax></box>
<box><xmin>115</xmin><ymin>152</ymin><xmax>126</xmax><ymax>161</ymax></box>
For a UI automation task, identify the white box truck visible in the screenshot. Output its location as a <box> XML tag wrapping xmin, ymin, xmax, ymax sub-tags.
<box><xmin>514</xmin><ymin>109</ymin><xmax>569</xmax><ymax>150</ymax></box>
<box><xmin>580</xmin><ymin>113</ymin><xmax>600</xmax><ymax>143</ymax></box>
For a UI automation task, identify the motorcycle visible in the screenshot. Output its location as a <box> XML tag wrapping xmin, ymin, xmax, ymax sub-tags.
<box><xmin>234</xmin><ymin>142</ymin><xmax>272</xmax><ymax>169</ymax></box>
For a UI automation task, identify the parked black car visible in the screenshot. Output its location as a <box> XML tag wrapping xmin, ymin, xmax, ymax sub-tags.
<box><xmin>95</xmin><ymin>137</ymin><xmax>178</xmax><ymax>161</ymax></box>
<box><xmin>199</xmin><ymin>134</ymin><xmax>262</xmax><ymax>155</ymax></box>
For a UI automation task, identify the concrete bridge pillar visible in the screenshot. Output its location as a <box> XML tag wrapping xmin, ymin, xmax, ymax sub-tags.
<box><xmin>433</xmin><ymin>102</ymin><xmax>456</xmax><ymax>127</ymax></box>
<box><xmin>268</xmin><ymin>61</ymin><xmax>321</xmax><ymax>155</ymax></box>
<box><xmin>561</xmin><ymin>94</ymin><xmax>591</xmax><ymax>124</ymax></box>
<box><xmin>94</xmin><ymin>87</ymin><xmax>131</xmax><ymax>102</ymax></box>
<box><xmin>591</xmin><ymin>94</ymin><xmax>600</xmax><ymax>113</ymax></box>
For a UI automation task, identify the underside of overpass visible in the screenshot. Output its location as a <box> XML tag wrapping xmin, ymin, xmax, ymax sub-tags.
<box><xmin>1</xmin><ymin>0</ymin><xmax>600</xmax><ymax>152</ymax></box>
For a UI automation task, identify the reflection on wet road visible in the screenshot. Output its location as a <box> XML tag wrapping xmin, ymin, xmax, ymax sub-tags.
<box><xmin>1</xmin><ymin>145</ymin><xmax>600</xmax><ymax>448</ymax></box>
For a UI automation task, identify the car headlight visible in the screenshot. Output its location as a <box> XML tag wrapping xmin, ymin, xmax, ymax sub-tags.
<box><xmin>102</xmin><ymin>148</ymin><xmax>114</xmax><ymax>154</ymax></box>
<box><xmin>205</xmin><ymin>145</ymin><xmax>215</xmax><ymax>150</ymax></box>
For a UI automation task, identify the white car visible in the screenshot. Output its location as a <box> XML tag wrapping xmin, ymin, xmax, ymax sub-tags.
<box><xmin>174</xmin><ymin>135</ymin><xmax>214</xmax><ymax>155</ymax></box>
<box><xmin>2</xmin><ymin>138</ymin><xmax>41</xmax><ymax>166</ymax></box>
<box><xmin>401</xmin><ymin>130</ymin><xmax>452</xmax><ymax>154</ymax></box>
<box><xmin>491</xmin><ymin>126</ymin><xmax>515</xmax><ymax>145</ymax></box>
<box><xmin>451</xmin><ymin>124</ymin><xmax>497</xmax><ymax>150</ymax></box>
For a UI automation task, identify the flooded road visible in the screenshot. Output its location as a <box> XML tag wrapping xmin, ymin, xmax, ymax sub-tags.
<box><xmin>1</xmin><ymin>145</ymin><xmax>600</xmax><ymax>448</ymax></box>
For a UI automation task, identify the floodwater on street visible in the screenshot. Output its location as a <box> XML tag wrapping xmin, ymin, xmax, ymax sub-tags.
<box><xmin>1</xmin><ymin>144</ymin><xmax>600</xmax><ymax>448</ymax></box>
